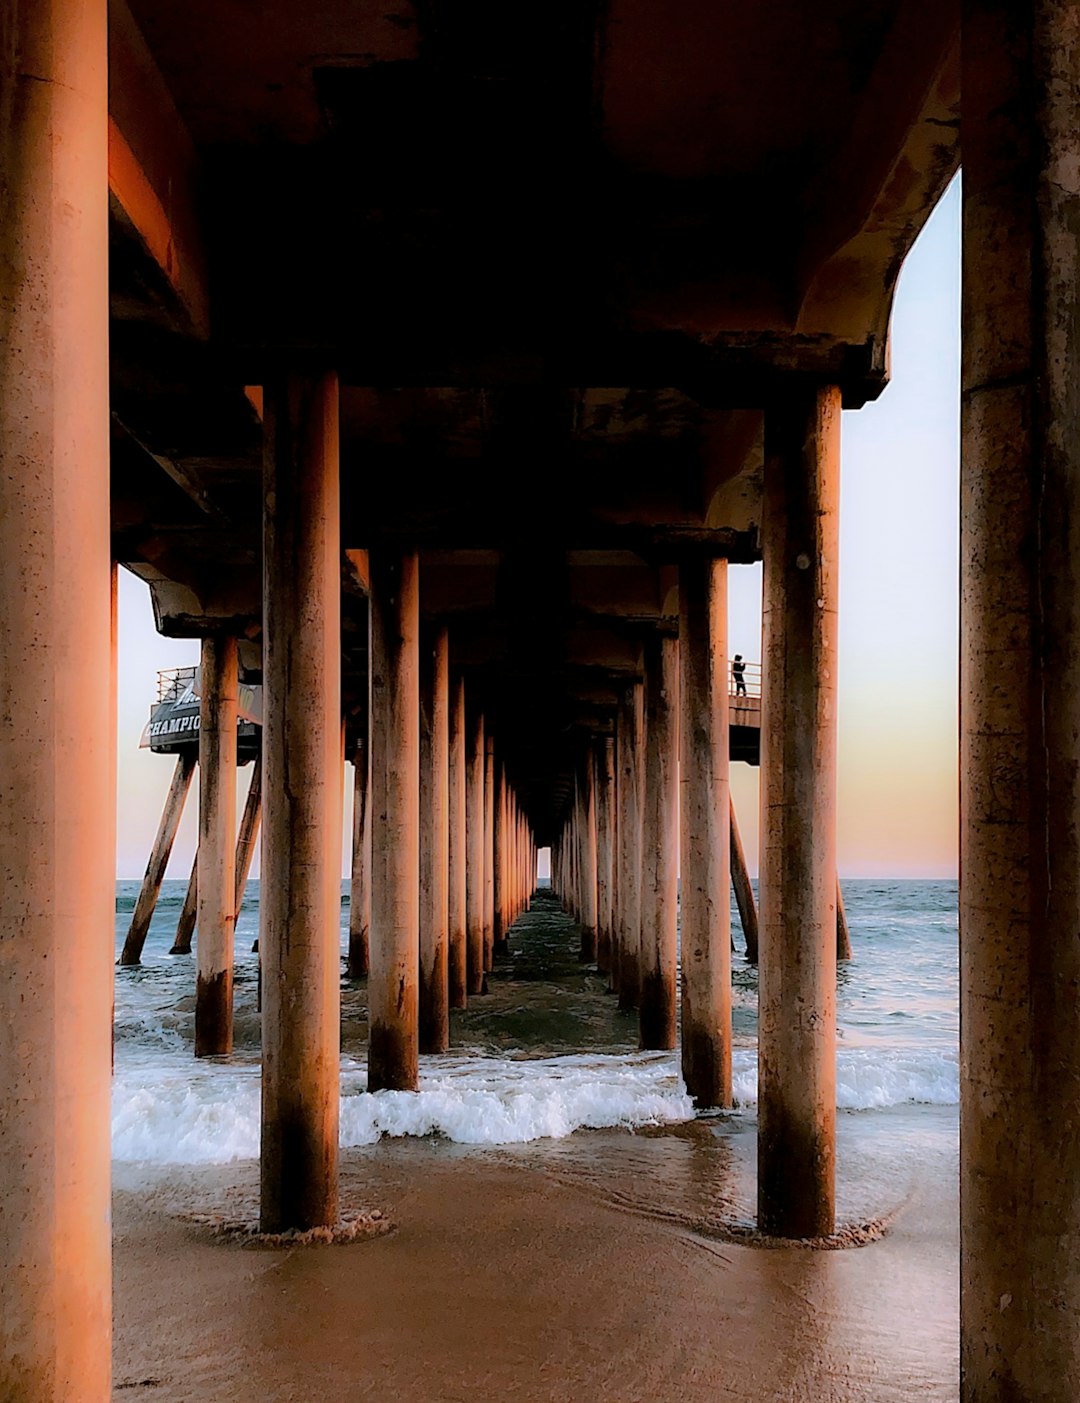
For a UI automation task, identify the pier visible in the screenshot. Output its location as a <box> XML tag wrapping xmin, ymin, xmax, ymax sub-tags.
<box><xmin>1</xmin><ymin>2</ymin><xmax>1076</xmax><ymax>1399</ymax></box>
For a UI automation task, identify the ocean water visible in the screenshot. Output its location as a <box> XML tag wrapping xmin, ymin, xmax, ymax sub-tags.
<box><xmin>112</xmin><ymin>879</ymin><xmax>958</xmax><ymax>1167</ymax></box>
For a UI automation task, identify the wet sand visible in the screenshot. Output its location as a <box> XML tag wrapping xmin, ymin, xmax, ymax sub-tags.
<box><xmin>114</xmin><ymin>896</ymin><xmax>958</xmax><ymax>1400</ymax></box>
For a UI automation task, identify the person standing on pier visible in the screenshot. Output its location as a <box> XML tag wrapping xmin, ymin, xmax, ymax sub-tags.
<box><xmin>732</xmin><ymin>655</ymin><xmax>747</xmax><ymax>697</ymax></box>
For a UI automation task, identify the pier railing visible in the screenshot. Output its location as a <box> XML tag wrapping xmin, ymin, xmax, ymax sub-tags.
<box><xmin>729</xmin><ymin>658</ymin><xmax>760</xmax><ymax>698</ymax></box>
<box><xmin>729</xmin><ymin>659</ymin><xmax>760</xmax><ymax>730</ymax></box>
<box><xmin>157</xmin><ymin>666</ymin><xmax>199</xmax><ymax>705</ymax></box>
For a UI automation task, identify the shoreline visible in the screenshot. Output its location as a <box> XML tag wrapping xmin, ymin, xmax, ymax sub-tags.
<box><xmin>114</xmin><ymin>1107</ymin><xmax>958</xmax><ymax>1401</ymax></box>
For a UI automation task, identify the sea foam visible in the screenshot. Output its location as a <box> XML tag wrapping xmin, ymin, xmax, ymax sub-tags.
<box><xmin>111</xmin><ymin>1046</ymin><xmax>958</xmax><ymax>1166</ymax></box>
<box><xmin>731</xmin><ymin>1047</ymin><xmax>959</xmax><ymax>1110</ymax></box>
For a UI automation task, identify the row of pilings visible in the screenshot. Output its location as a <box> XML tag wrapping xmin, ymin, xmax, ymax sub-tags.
<box><xmin>552</xmin><ymin>392</ymin><xmax>842</xmax><ymax>1243</ymax></box>
<box><xmin>113</xmin><ymin>380</ymin><xmax>538</xmax><ymax>1236</ymax></box>
<box><xmin>10</xmin><ymin>2</ymin><xmax>1080</xmax><ymax>1394</ymax></box>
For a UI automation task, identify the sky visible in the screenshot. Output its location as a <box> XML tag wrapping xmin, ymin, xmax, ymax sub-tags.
<box><xmin>116</xmin><ymin>177</ymin><xmax>960</xmax><ymax>880</ymax></box>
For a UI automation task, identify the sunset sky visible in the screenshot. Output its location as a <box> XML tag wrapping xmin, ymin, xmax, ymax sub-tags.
<box><xmin>115</xmin><ymin>179</ymin><xmax>960</xmax><ymax>881</ymax></box>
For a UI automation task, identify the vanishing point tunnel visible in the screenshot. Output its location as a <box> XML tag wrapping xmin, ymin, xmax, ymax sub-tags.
<box><xmin>1</xmin><ymin>1</ymin><xmax>1077</xmax><ymax>1399</ymax></box>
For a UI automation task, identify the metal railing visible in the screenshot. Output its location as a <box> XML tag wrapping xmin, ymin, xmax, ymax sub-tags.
<box><xmin>156</xmin><ymin>667</ymin><xmax>198</xmax><ymax>704</ymax></box>
<box><xmin>729</xmin><ymin>658</ymin><xmax>760</xmax><ymax>700</ymax></box>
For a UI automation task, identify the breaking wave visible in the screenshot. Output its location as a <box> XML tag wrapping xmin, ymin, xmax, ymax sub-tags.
<box><xmin>111</xmin><ymin>1046</ymin><xmax>958</xmax><ymax>1166</ymax></box>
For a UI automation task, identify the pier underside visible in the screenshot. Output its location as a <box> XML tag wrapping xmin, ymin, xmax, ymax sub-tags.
<box><xmin>7</xmin><ymin>0</ymin><xmax>1080</xmax><ymax>1399</ymax></box>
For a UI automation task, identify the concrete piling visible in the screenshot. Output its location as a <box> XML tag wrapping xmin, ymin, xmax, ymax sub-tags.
<box><xmin>348</xmin><ymin>734</ymin><xmax>371</xmax><ymax>979</ymax></box>
<box><xmin>595</xmin><ymin>736</ymin><xmax>615</xmax><ymax>977</ymax></box>
<box><xmin>0</xmin><ymin>0</ymin><xmax>113</xmax><ymax>1389</ymax></box>
<box><xmin>234</xmin><ymin>754</ymin><xmax>263</xmax><ymax>919</ymax></box>
<box><xmin>757</xmin><ymin>386</ymin><xmax>840</xmax><ymax>1239</ymax></box>
<box><xmin>368</xmin><ymin>548</ymin><xmax>421</xmax><ymax>1092</ymax></box>
<box><xmin>170</xmin><ymin>852</ymin><xmax>199</xmax><ymax>954</ymax></box>
<box><xmin>195</xmin><ymin>635</ymin><xmax>238</xmax><ymax>1058</ymax></box>
<box><xmin>419</xmin><ymin>625</ymin><xmax>450</xmax><ymax>1055</ymax></box>
<box><xmin>493</xmin><ymin>761</ymin><xmax>508</xmax><ymax>956</ymax></box>
<box><xmin>960</xmin><ymin>3</ymin><xmax>1080</xmax><ymax>1393</ymax></box>
<box><xmin>616</xmin><ymin>683</ymin><xmax>644</xmax><ymax>1011</ymax></box>
<box><xmin>640</xmin><ymin>634</ymin><xmax>679</xmax><ymax>1050</ymax></box>
<box><xmin>260</xmin><ymin>372</ymin><xmax>342</xmax><ymax>1232</ymax></box>
<box><xmin>729</xmin><ymin>796</ymin><xmax>758</xmax><ymax>962</ymax></box>
<box><xmin>483</xmin><ymin>733</ymin><xmax>496</xmax><ymax>972</ymax></box>
<box><xmin>836</xmin><ymin>879</ymin><xmax>852</xmax><ymax>962</ymax></box>
<box><xmin>448</xmin><ymin>674</ymin><xmax>468</xmax><ymax>1008</ymax></box>
<box><xmin>579</xmin><ymin>747</ymin><xmax>599</xmax><ymax>962</ymax></box>
<box><xmin>679</xmin><ymin>554</ymin><xmax>732</xmax><ymax>1108</ymax></box>
<box><xmin>121</xmin><ymin>752</ymin><xmax>196</xmax><ymax>965</ymax></box>
<box><xmin>466</xmin><ymin>706</ymin><xmax>486</xmax><ymax>995</ymax></box>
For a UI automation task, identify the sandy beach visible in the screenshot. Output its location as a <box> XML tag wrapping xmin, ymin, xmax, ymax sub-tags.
<box><xmin>111</xmin><ymin>885</ymin><xmax>958</xmax><ymax>1400</ymax></box>
<box><xmin>113</xmin><ymin>1106</ymin><xmax>957</xmax><ymax>1402</ymax></box>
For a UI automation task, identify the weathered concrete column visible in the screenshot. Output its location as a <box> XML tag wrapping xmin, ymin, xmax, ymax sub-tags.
<box><xmin>961</xmin><ymin>6</ymin><xmax>1080</xmax><ymax>1395</ymax></box>
<box><xmin>493</xmin><ymin>762</ymin><xmax>507</xmax><ymax>955</ymax></box>
<box><xmin>516</xmin><ymin>805</ymin><xmax>525</xmax><ymax>920</ymax></box>
<box><xmin>569</xmin><ymin>785</ymin><xmax>579</xmax><ymax>919</ymax></box>
<box><xmin>616</xmin><ymin>683</ymin><xmax>644</xmax><ymax>1010</ymax></box>
<box><xmin>419</xmin><ymin>625</ymin><xmax>450</xmax><ymax>1055</ymax></box>
<box><xmin>579</xmin><ymin>748</ymin><xmax>599</xmax><ymax>961</ymax></box>
<box><xmin>502</xmin><ymin>791</ymin><xmax>510</xmax><ymax>931</ymax></box>
<box><xmin>447</xmin><ymin>674</ymin><xmax>468</xmax><ymax>1008</ymax></box>
<box><xmin>369</xmin><ymin>548</ymin><xmax>421</xmax><ymax>1091</ymax></box>
<box><xmin>606</xmin><ymin>737</ymin><xmax>619</xmax><ymax>982</ymax></box>
<box><xmin>348</xmin><ymin>732</ymin><xmax>370</xmax><ymax>978</ymax></box>
<box><xmin>640</xmin><ymin>635</ymin><xmax>679</xmax><ymax>1049</ymax></box>
<box><xmin>757</xmin><ymin>386</ymin><xmax>840</xmax><ymax>1239</ymax></box>
<box><xmin>465</xmin><ymin>706</ymin><xmax>486</xmax><ymax>994</ymax></box>
<box><xmin>196</xmin><ymin>636</ymin><xmax>238</xmax><ymax>1057</ymax></box>
<box><xmin>483</xmin><ymin>733</ymin><xmax>496</xmax><ymax>971</ymax></box>
<box><xmin>0</xmin><ymin>2</ymin><xmax>112</xmax><ymax>1390</ymax></box>
<box><xmin>595</xmin><ymin>736</ymin><xmax>615</xmax><ymax>976</ymax></box>
<box><xmin>121</xmin><ymin>752</ymin><xmax>196</xmax><ymax>965</ymax></box>
<box><xmin>261</xmin><ymin>372</ymin><xmax>342</xmax><ymax>1232</ymax></box>
<box><xmin>518</xmin><ymin>807</ymin><xmax>527</xmax><ymax>918</ymax></box>
<box><xmin>679</xmin><ymin>555</ymin><xmax>732</xmax><ymax>1108</ymax></box>
<box><xmin>609</xmin><ymin>715</ymin><xmax>624</xmax><ymax>991</ymax></box>
<box><xmin>569</xmin><ymin>808</ymin><xmax>579</xmax><ymax>918</ymax></box>
<box><xmin>730</xmin><ymin>796</ymin><xmax>759</xmax><ymax>962</ymax></box>
<box><xmin>516</xmin><ymin>808</ymin><xmax>527</xmax><ymax>914</ymax></box>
